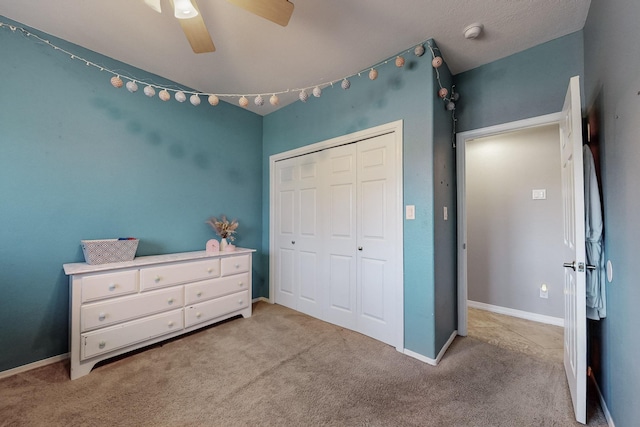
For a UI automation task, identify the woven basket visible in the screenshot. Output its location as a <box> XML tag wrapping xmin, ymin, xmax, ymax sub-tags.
<box><xmin>81</xmin><ymin>239</ymin><xmax>139</xmax><ymax>265</ymax></box>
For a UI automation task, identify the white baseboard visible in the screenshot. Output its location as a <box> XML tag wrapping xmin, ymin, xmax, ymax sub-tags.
<box><xmin>404</xmin><ymin>330</ymin><xmax>458</xmax><ymax>366</ymax></box>
<box><xmin>590</xmin><ymin>369</ymin><xmax>615</xmax><ymax>427</ymax></box>
<box><xmin>468</xmin><ymin>300</ymin><xmax>564</xmax><ymax>327</ymax></box>
<box><xmin>251</xmin><ymin>297</ymin><xmax>271</xmax><ymax>304</ymax></box>
<box><xmin>0</xmin><ymin>353</ymin><xmax>69</xmax><ymax>380</ymax></box>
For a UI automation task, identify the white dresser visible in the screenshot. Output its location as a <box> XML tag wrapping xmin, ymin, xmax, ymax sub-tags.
<box><xmin>63</xmin><ymin>249</ymin><xmax>254</xmax><ymax>380</ymax></box>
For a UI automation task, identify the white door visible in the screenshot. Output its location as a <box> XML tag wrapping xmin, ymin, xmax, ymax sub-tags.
<box><xmin>324</xmin><ymin>143</ymin><xmax>358</xmax><ymax>330</ymax></box>
<box><xmin>356</xmin><ymin>133</ymin><xmax>398</xmax><ymax>346</ymax></box>
<box><xmin>559</xmin><ymin>75</ymin><xmax>587</xmax><ymax>424</ymax></box>
<box><xmin>274</xmin><ymin>154</ymin><xmax>323</xmax><ymax>317</ymax></box>
<box><xmin>274</xmin><ymin>157</ymin><xmax>298</xmax><ymax>309</ymax></box>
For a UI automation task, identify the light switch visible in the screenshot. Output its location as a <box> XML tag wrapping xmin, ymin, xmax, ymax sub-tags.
<box><xmin>406</xmin><ymin>205</ymin><xmax>415</xmax><ymax>220</ymax></box>
<box><xmin>532</xmin><ymin>189</ymin><xmax>546</xmax><ymax>200</ymax></box>
<box><xmin>443</xmin><ymin>206</ymin><xmax>448</xmax><ymax>221</ymax></box>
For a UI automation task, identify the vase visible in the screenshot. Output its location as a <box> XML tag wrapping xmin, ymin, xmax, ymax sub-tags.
<box><xmin>220</xmin><ymin>238</ymin><xmax>228</xmax><ymax>252</ymax></box>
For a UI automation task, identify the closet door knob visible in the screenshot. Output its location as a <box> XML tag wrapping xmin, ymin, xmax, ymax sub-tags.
<box><xmin>292</xmin><ymin>241</ymin><xmax>296</xmax><ymax>245</ymax></box>
<box><xmin>358</xmin><ymin>247</ymin><xmax>363</xmax><ymax>251</ymax></box>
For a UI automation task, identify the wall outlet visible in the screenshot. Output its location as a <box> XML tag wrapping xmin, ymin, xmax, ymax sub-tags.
<box><xmin>539</xmin><ymin>283</ymin><xmax>549</xmax><ymax>299</ymax></box>
<box><xmin>406</xmin><ymin>205</ymin><xmax>415</xmax><ymax>220</ymax></box>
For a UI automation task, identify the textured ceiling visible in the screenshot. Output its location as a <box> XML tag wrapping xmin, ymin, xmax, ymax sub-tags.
<box><xmin>1</xmin><ymin>0</ymin><xmax>591</xmax><ymax>115</ymax></box>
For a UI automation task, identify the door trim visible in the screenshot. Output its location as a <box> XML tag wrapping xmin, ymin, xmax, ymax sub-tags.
<box><xmin>269</xmin><ymin>120</ymin><xmax>404</xmax><ymax>350</ymax></box>
<box><xmin>456</xmin><ymin>113</ymin><xmax>563</xmax><ymax>336</ymax></box>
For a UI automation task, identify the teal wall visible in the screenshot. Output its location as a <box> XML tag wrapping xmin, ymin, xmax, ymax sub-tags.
<box><xmin>0</xmin><ymin>17</ymin><xmax>263</xmax><ymax>372</ymax></box>
<box><xmin>583</xmin><ymin>1</ymin><xmax>640</xmax><ymax>425</ymax></box>
<box><xmin>454</xmin><ymin>31</ymin><xmax>584</xmax><ymax>132</ymax></box>
<box><xmin>432</xmin><ymin>68</ymin><xmax>457</xmax><ymax>352</ymax></box>
<box><xmin>263</xmin><ymin>43</ymin><xmax>456</xmax><ymax>359</ymax></box>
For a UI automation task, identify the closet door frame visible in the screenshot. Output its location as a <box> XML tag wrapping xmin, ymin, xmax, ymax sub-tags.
<box><xmin>269</xmin><ymin>120</ymin><xmax>404</xmax><ymax>351</ymax></box>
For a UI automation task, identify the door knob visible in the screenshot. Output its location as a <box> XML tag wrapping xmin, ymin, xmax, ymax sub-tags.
<box><xmin>292</xmin><ymin>241</ymin><xmax>296</xmax><ymax>244</ymax></box>
<box><xmin>563</xmin><ymin>261</ymin><xmax>576</xmax><ymax>271</ymax></box>
<box><xmin>564</xmin><ymin>261</ymin><xmax>588</xmax><ymax>272</ymax></box>
<box><xmin>358</xmin><ymin>246</ymin><xmax>363</xmax><ymax>251</ymax></box>
<box><xmin>586</xmin><ymin>264</ymin><xmax>597</xmax><ymax>271</ymax></box>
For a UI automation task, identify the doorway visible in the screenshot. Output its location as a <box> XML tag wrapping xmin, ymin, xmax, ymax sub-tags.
<box><xmin>457</xmin><ymin>113</ymin><xmax>564</xmax><ymax>336</ymax></box>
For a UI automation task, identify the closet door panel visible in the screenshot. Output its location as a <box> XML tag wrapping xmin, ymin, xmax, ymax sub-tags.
<box><xmin>296</xmin><ymin>154</ymin><xmax>323</xmax><ymax>318</ymax></box>
<box><xmin>356</xmin><ymin>133</ymin><xmax>397</xmax><ymax>346</ymax></box>
<box><xmin>274</xmin><ymin>159</ymin><xmax>298</xmax><ymax>309</ymax></box>
<box><xmin>324</xmin><ymin>144</ymin><xmax>357</xmax><ymax>328</ymax></box>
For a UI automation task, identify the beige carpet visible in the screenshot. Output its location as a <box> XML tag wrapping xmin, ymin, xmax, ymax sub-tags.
<box><xmin>0</xmin><ymin>302</ymin><xmax>606</xmax><ymax>426</ymax></box>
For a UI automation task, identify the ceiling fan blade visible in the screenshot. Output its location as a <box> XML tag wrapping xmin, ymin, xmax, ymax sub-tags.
<box><xmin>143</xmin><ymin>0</ymin><xmax>162</xmax><ymax>13</ymax></box>
<box><xmin>171</xmin><ymin>0</ymin><xmax>215</xmax><ymax>53</ymax></box>
<box><xmin>227</xmin><ymin>0</ymin><xmax>294</xmax><ymax>27</ymax></box>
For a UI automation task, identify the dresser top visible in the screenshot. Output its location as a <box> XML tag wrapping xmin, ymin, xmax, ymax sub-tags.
<box><xmin>63</xmin><ymin>248</ymin><xmax>255</xmax><ymax>276</ymax></box>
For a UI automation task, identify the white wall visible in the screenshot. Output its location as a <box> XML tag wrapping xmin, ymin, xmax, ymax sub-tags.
<box><xmin>466</xmin><ymin>124</ymin><xmax>564</xmax><ymax>318</ymax></box>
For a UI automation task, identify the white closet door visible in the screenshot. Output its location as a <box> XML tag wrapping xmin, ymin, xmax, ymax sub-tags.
<box><xmin>296</xmin><ymin>153</ymin><xmax>323</xmax><ymax>318</ymax></box>
<box><xmin>356</xmin><ymin>132</ymin><xmax>398</xmax><ymax>346</ymax></box>
<box><xmin>324</xmin><ymin>143</ymin><xmax>358</xmax><ymax>329</ymax></box>
<box><xmin>274</xmin><ymin>157</ymin><xmax>298</xmax><ymax>309</ymax></box>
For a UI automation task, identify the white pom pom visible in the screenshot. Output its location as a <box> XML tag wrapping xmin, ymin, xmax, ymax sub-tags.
<box><xmin>254</xmin><ymin>95</ymin><xmax>264</xmax><ymax>106</ymax></box>
<box><xmin>313</xmin><ymin>86</ymin><xmax>322</xmax><ymax>97</ymax></box>
<box><xmin>208</xmin><ymin>95</ymin><xmax>219</xmax><ymax>106</ymax></box>
<box><xmin>369</xmin><ymin>69</ymin><xmax>378</xmax><ymax>80</ymax></box>
<box><xmin>239</xmin><ymin>96</ymin><xmax>249</xmax><ymax>108</ymax></box>
<box><xmin>299</xmin><ymin>90</ymin><xmax>309</xmax><ymax>102</ymax></box>
<box><xmin>395</xmin><ymin>56</ymin><xmax>405</xmax><ymax>67</ymax></box>
<box><xmin>341</xmin><ymin>78</ymin><xmax>351</xmax><ymax>90</ymax></box>
<box><xmin>270</xmin><ymin>94</ymin><xmax>279</xmax><ymax>106</ymax></box>
<box><xmin>175</xmin><ymin>91</ymin><xmax>186</xmax><ymax>102</ymax></box>
<box><xmin>446</xmin><ymin>101</ymin><xmax>456</xmax><ymax>111</ymax></box>
<box><xmin>414</xmin><ymin>44</ymin><xmax>425</xmax><ymax>57</ymax></box>
<box><xmin>125</xmin><ymin>81</ymin><xmax>138</xmax><ymax>93</ymax></box>
<box><xmin>144</xmin><ymin>85</ymin><xmax>156</xmax><ymax>97</ymax></box>
<box><xmin>432</xmin><ymin>56</ymin><xmax>443</xmax><ymax>68</ymax></box>
<box><xmin>190</xmin><ymin>94</ymin><xmax>201</xmax><ymax>106</ymax></box>
<box><xmin>159</xmin><ymin>89</ymin><xmax>170</xmax><ymax>101</ymax></box>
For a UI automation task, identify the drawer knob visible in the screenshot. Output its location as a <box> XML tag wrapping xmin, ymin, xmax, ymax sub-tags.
<box><xmin>207</xmin><ymin>268</ymin><xmax>213</xmax><ymax>273</ymax></box>
<box><xmin>196</xmin><ymin>312</ymin><xmax>202</xmax><ymax>318</ymax></box>
<box><xmin>238</xmin><ymin>281</ymin><xmax>243</xmax><ymax>287</ymax></box>
<box><xmin>196</xmin><ymin>291</ymin><xmax>203</xmax><ymax>298</ymax></box>
<box><xmin>155</xmin><ymin>276</ymin><xmax>162</xmax><ymax>283</ymax></box>
<box><xmin>108</xmin><ymin>283</ymin><xmax>116</xmax><ymax>291</ymax></box>
<box><xmin>235</xmin><ymin>264</ymin><xmax>240</xmax><ymax>269</ymax></box>
<box><xmin>98</xmin><ymin>341</ymin><xmax>106</xmax><ymax>349</ymax></box>
<box><xmin>238</xmin><ymin>299</ymin><xmax>243</xmax><ymax>305</ymax></box>
<box><xmin>167</xmin><ymin>298</ymin><xmax>175</xmax><ymax>305</ymax></box>
<box><xmin>168</xmin><ymin>321</ymin><xmax>174</xmax><ymax>327</ymax></box>
<box><xmin>98</xmin><ymin>312</ymin><xmax>106</xmax><ymax>321</ymax></box>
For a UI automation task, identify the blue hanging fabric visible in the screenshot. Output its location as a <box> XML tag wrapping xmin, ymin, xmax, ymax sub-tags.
<box><xmin>583</xmin><ymin>145</ymin><xmax>606</xmax><ymax>320</ymax></box>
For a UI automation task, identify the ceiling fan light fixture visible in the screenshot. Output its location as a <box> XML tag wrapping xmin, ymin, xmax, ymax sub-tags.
<box><xmin>174</xmin><ymin>0</ymin><xmax>199</xmax><ymax>19</ymax></box>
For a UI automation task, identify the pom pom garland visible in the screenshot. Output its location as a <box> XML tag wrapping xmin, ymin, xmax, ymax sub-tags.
<box><xmin>369</xmin><ymin>68</ymin><xmax>378</xmax><ymax>80</ymax></box>
<box><xmin>299</xmin><ymin>90</ymin><xmax>309</xmax><ymax>102</ymax></box>
<box><xmin>110</xmin><ymin>76</ymin><xmax>123</xmax><ymax>88</ymax></box>
<box><xmin>313</xmin><ymin>86</ymin><xmax>322</xmax><ymax>97</ymax></box>
<box><xmin>395</xmin><ymin>56</ymin><xmax>405</xmax><ymax>67</ymax></box>
<box><xmin>239</xmin><ymin>96</ymin><xmax>249</xmax><ymax>108</ymax></box>
<box><xmin>126</xmin><ymin>81</ymin><xmax>138</xmax><ymax>93</ymax></box>
<box><xmin>270</xmin><ymin>94</ymin><xmax>279</xmax><ymax>106</ymax></box>
<box><xmin>254</xmin><ymin>95</ymin><xmax>264</xmax><ymax>106</ymax></box>
<box><xmin>432</xmin><ymin>56</ymin><xmax>443</xmax><ymax>68</ymax></box>
<box><xmin>159</xmin><ymin>89</ymin><xmax>170</xmax><ymax>101</ymax></box>
<box><xmin>144</xmin><ymin>85</ymin><xmax>156</xmax><ymax>97</ymax></box>
<box><xmin>414</xmin><ymin>44</ymin><xmax>425</xmax><ymax>57</ymax></box>
<box><xmin>208</xmin><ymin>95</ymin><xmax>219</xmax><ymax>106</ymax></box>
<box><xmin>190</xmin><ymin>94</ymin><xmax>201</xmax><ymax>106</ymax></box>
<box><xmin>341</xmin><ymin>78</ymin><xmax>351</xmax><ymax>90</ymax></box>
<box><xmin>175</xmin><ymin>91</ymin><xmax>186</xmax><ymax>102</ymax></box>
<box><xmin>438</xmin><ymin>87</ymin><xmax>448</xmax><ymax>99</ymax></box>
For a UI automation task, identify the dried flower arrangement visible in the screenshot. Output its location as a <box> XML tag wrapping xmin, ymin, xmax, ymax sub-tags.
<box><xmin>206</xmin><ymin>215</ymin><xmax>239</xmax><ymax>242</ymax></box>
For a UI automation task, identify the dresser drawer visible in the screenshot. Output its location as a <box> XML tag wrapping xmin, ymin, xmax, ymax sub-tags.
<box><xmin>81</xmin><ymin>270</ymin><xmax>138</xmax><ymax>303</ymax></box>
<box><xmin>81</xmin><ymin>287</ymin><xmax>183</xmax><ymax>332</ymax></box>
<box><xmin>81</xmin><ymin>309</ymin><xmax>183</xmax><ymax>360</ymax></box>
<box><xmin>221</xmin><ymin>255</ymin><xmax>250</xmax><ymax>277</ymax></box>
<box><xmin>184</xmin><ymin>273</ymin><xmax>250</xmax><ymax>305</ymax></box>
<box><xmin>140</xmin><ymin>258</ymin><xmax>220</xmax><ymax>291</ymax></box>
<box><xmin>185</xmin><ymin>290</ymin><xmax>249</xmax><ymax>328</ymax></box>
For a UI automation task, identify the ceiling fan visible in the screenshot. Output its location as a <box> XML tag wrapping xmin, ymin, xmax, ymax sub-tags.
<box><xmin>143</xmin><ymin>0</ymin><xmax>294</xmax><ymax>53</ymax></box>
